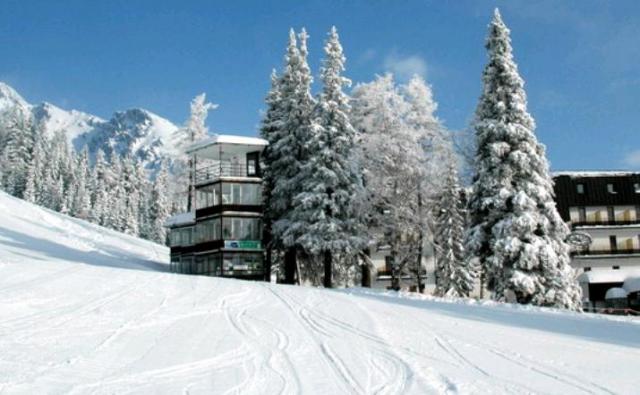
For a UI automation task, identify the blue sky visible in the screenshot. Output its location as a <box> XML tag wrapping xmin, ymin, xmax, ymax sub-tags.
<box><xmin>1</xmin><ymin>0</ymin><xmax>639</xmax><ymax>171</ymax></box>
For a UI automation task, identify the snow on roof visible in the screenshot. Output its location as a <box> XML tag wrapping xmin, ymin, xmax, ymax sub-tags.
<box><xmin>163</xmin><ymin>212</ymin><xmax>195</xmax><ymax>228</ymax></box>
<box><xmin>553</xmin><ymin>170</ymin><xmax>640</xmax><ymax>178</ymax></box>
<box><xmin>605</xmin><ymin>287</ymin><xmax>628</xmax><ymax>299</ymax></box>
<box><xmin>186</xmin><ymin>134</ymin><xmax>268</xmax><ymax>153</ymax></box>
<box><xmin>577</xmin><ymin>269</ymin><xmax>640</xmax><ymax>284</ymax></box>
<box><xmin>623</xmin><ymin>277</ymin><xmax>640</xmax><ymax>293</ymax></box>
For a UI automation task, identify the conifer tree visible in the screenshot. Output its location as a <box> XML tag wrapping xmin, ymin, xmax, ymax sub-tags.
<box><xmin>467</xmin><ymin>9</ymin><xmax>581</xmax><ymax>309</ymax></box>
<box><xmin>434</xmin><ymin>160</ymin><xmax>474</xmax><ymax>297</ymax></box>
<box><xmin>148</xmin><ymin>161</ymin><xmax>171</xmax><ymax>244</ymax></box>
<box><xmin>90</xmin><ymin>149</ymin><xmax>109</xmax><ymax>225</ymax></box>
<box><xmin>260</xmin><ymin>69</ymin><xmax>284</xmax><ymax>281</ymax></box>
<box><xmin>1</xmin><ymin>108</ymin><xmax>35</xmax><ymax>197</ymax></box>
<box><xmin>72</xmin><ymin>148</ymin><xmax>92</xmax><ymax>219</ymax></box>
<box><xmin>285</xmin><ymin>27</ymin><xmax>364</xmax><ymax>287</ymax></box>
<box><xmin>23</xmin><ymin>131</ymin><xmax>46</xmax><ymax>204</ymax></box>
<box><xmin>269</xmin><ymin>28</ymin><xmax>317</xmax><ymax>284</ymax></box>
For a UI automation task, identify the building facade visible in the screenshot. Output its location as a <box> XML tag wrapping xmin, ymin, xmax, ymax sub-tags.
<box><xmin>553</xmin><ymin>171</ymin><xmax>640</xmax><ymax>309</ymax></box>
<box><xmin>165</xmin><ymin>135</ymin><xmax>268</xmax><ymax>281</ymax></box>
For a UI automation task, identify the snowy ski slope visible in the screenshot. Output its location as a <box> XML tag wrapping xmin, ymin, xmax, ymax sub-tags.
<box><xmin>0</xmin><ymin>191</ymin><xmax>638</xmax><ymax>394</ymax></box>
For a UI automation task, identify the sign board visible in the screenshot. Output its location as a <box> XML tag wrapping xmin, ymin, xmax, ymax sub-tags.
<box><xmin>224</xmin><ymin>240</ymin><xmax>262</xmax><ymax>249</ymax></box>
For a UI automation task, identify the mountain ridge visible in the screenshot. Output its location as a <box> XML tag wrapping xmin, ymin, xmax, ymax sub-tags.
<box><xmin>0</xmin><ymin>81</ymin><xmax>180</xmax><ymax>171</ymax></box>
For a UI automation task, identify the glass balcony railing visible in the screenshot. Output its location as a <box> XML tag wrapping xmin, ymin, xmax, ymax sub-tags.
<box><xmin>195</xmin><ymin>163</ymin><xmax>259</xmax><ymax>184</ymax></box>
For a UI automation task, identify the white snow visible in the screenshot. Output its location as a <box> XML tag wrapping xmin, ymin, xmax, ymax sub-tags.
<box><xmin>553</xmin><ymin>170</ymin><xmax>640</xmax><ymax>178</ymax></box>
<box><xmin>186</xmin><ymin>134</ymin><xmax>269</xmax><ymax>153</ymax></box>
<box><xmin>605</xmin><ymin>287</ymin><xmax>628</xmax><ymax>299</ymax></box>
<box><xmin>163</xmin><ymin>211</ymin><xmax>195</xmax><ymax>227</ymax></box>
<box><xmin>32</xmin><ymin>102</ymin><xmax>105</xmax><ymax>142</ymax></box>
<box><xmin>1</xmin><ymin>191</ymin><xmax>639</xmax><ymax>394</ymax></box>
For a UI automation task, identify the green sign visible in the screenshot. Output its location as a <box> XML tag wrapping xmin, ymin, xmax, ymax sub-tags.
<box><xmin>224</xmin><ymin>240</ymin><xmax>262</xmax><ymax>249</ymax></box>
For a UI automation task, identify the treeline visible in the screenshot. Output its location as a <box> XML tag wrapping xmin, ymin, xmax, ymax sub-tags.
<box><xmin>260</xmin><ymin>27</ymin><xmax>467</xmax><ymax>291</ymax></box>
<box><xmin>261</xmin><ymin>10</ymin><xmax>582</xmax><ymax>311</ymax></box>
<box><xmin>0</xmin><ymin>108</ymin><xmax>172</xmax><ymax>244</ymax></box>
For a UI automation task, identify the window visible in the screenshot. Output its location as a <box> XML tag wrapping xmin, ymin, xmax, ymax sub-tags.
<box><xmin>246</xmin><ymin>152</ymin><xmax>259</xmax><ymax>176</ymax></box>
<box><xmin>609</xmin><ymin>235</ymin><xmax>617</xmax><ymax>252</ymax></box>
<box><xmin>181</xmin><ymin>227</ymin><xmax>193</xmax><ymax>245</ymax></box>
<box><xmin>196</xmin><ymin>184</ymin><xmax>221</xmax><ymax>209</ymax></box>
<box><xmin>247</xmin><ymin>158</ymin><xmax>257</xmax><ymax>176</ymax></box>
<box><xmin>613</xmin><ymin>265</ymin><xmax>620</xmax><ymax>270</ymax></box>
<box><xmin>170</xmin><ymin>256</ymin><xmax>180</xmax><ymax>272</ymax></box>
<box><xmin>635</xmin><ymin>183</ymin><xmax>640</xmax><ymax>193</ymax></box>
<box><xmin>219</xmin><ymin>183</ymin><xmax>262</xmax><ymax>205</ymax></box>
<box><xmin>169</xmin><ymin>229</ymin><xmax>181</xmax><ymax>246</ymax></box>
<box><xmin>222</xmin><ymin>217</ymin><xmax>261</xmax><ymax>240</ymax></box>
<box><xmin>583</xmin><ymin>267</ymin><xmax>591</xmax><ymax>272</ymax></box>
<box><xmin>576</xmin><ymin>183</ymin><xmax>584</xmax><ymax>194</ymax></box>
<box><xmin>607</xmin><ymin>206</ymin><xmax>615</xmax><ymax>222</ymax></box>
<box><xmin>607</xmin><ymin>183</ymin><xmax>617</xmax><ymax>194</ymax></box>
<box><xmin>578</xmin><ymin>206</ymin><xmax>586</xmax><ymax>223</ymax></box>
<box><xmin>221</xmin><ymin>253</ymin><xmax>262</xmax><ymax>274</ymax></box>
<box><xmin>195</xmin><ymin>218</ymin><xmax>221</xmax><ymax>243</ymax></box>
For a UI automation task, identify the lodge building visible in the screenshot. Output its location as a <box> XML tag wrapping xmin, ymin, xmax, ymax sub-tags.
<box><xmin>553</xmin><ymin>171</ymin><xmax>640</xmax><ymax>310</ymax></box>
<box><xmin>165</xmin><ymin>135</ymin><xmax>268</xmax><ymax>280</ymax></box>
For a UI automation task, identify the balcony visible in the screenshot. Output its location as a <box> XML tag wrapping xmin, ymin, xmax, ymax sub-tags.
<box><xmin>195</xmin><ymin>163</ymin><xmax>259</xmax><ymax>184</ymax></box>
<box><xmin>572</xmin><ymin>219</ymin><xmax>640</xmax><ymax>228</ymax></box>
<box><xmin>572</xmin><ymin>248</ymin><xmax>640</xmax><ymax>257</ymax></box>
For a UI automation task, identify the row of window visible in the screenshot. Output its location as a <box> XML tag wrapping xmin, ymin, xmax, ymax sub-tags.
<box><xmin>196</xmin><ymin>182</ymin><xmax>262</xmax><ymax>209</ymax></box>
<box><xmin>576</xmin><ymin>182</ymin><xmax>640</xmax><ymax>195</ymax></box>
<box><xmin>170</xmin><ymin>252</ymin><xmax>263</xmax><ymax>276</ymax></box>
<box><xmin>574</xmin><ymin>206</ymin><xmax>640</xmax><ymax>223</ymax></box>
<box><xmin>169</xmin><ymin>217</ymin><xmax>262</xmax><ymax>247</ymax></box>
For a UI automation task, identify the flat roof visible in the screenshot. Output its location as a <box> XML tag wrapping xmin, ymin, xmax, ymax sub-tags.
<box><xmin>163</xmin><ymin>212</ymin><xmax>195</xmax><ymax>228</ymax></box>
<box><xmin>553</xmin><ymin>170</ymin><xmax>640</xmax><ymax>178</ymax></box>
<box><xmin>186</xmin><ymin>134</ymin><xmax>268</xmax><ymax>154</ymax></box>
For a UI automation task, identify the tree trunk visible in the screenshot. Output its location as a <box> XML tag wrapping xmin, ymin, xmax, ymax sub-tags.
<box><xmin>263</xmin><ymin>223</ymin><xmax>272</xmax><ymax>283</ymax></box>
<box><xmin>284</xmin><ymin>247</ymin><xmax>297</xmax><ymax>284</ymax></box>
<box><xmin>416</xmin><ymin>190</ymin><xmax>424</xmax><ymax>293</ymax></box>
<box><xmin>361</xmin><ymin>248</ymin><xmax>372</xmax><ymax>288</ymax></box>
<box><xmin>323</xmin><ymin>250</ymin><xmax>333</xmax><ymax>288</ymax></box>
<box><xmin>264</xmin><ymin>246</ymin><xmax>272</xmax><ymax>283</ymax></box>
<box><xmin>187</xmin><ymin>156</ymin><xmax>194</xmax><ymax>212</ymax></box>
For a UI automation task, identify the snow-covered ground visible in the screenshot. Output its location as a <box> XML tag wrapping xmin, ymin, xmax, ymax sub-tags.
<box><xmin>0</xmin><ymin>191</ymin><xmax>638</xmax><ymax>394</ymax></box>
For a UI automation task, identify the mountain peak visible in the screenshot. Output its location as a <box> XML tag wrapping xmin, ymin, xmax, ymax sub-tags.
<box><xmin>0</xmin><ymin>81</ymin><xmax>29</xmax><ymax>112</ymax></box>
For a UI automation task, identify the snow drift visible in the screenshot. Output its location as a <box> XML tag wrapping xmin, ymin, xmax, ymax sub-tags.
<box><xmin>0</xmin><ymin>191</ymin><xmax>638</xmax><ymax>394</ymax></box>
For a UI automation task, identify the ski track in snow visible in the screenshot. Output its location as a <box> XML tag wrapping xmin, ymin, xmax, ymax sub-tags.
<box><xmin>0</xmin><ymin>191</ymin><xmax>639</xmax><ymax>394</ymax></box>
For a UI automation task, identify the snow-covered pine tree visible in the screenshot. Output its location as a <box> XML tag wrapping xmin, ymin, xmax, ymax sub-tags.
<box><xmin>269</xmin><ymin>28</ymin><xmax>317</xmax><ymax>284</ymax></box>
<box><xmin>0</xmin><ymin>107</ymin><xmax>35</xmax><ymax>198</ymax></box>
<box><xmin>259</xmin><ymin>69</ymin><xmax>284</xmax><ymax>281</ymax></box>
<box><xmin>135</xmin><ymin>160</ymin><xmax>151</xmax><ymax>239</ymax></box>
<box><xmin>351</xmin><ymin>74</ymin><xmax>427</xmax><ymax>290</ymax></box>
<box><xmin>148</xmin><ymin>160</ymin><xmax>171</xmax><ymax>244</ymax></box>
<box><xmin>434</xmin><ymin>159</ymin><xmax>474</xmax><ymax>297</ymax></box>
<box><xmin>401</xmin><ymin>75</ymin><xmax>450</xmax><ymax>292</ymax></box>
<box><xmin>23</xmin><ymin>130</ymin><xmax>46</xmax><ymax>204</ymax></box>
<box><xmin>71</xmin><ymin>148</ymin><xmax>92</xmax><ymax>219</ymax></box>
<box><xmin>284</xmin><ymin>26</ymin><xmax>364</xmax><ymax>288</ymax></box>
<box><xmin>467</xmin><ymin>9</ymin><xmax>581</xmax><ymax>309</ymax></box>
<box><xmin>175</xmin><ymin>93</ymin><xmax>218</xmax><ymax>212</ymax></box>
<box><xmin>103</xmin><ymin>152</ymin><xmax>125</xmax><ymax>230</ymax></box>
<box><xmin>89</xmin><ymin>149</ymin><xmax>109</xmax><ymax>225</ymax></box>
<box><xmin>120</xmin><ymin>155</ymin><xmax>140</xmax><ymax>236</ymax></box>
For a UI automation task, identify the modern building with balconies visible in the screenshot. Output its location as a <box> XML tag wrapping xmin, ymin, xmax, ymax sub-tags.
<box><xmin>164</xmin><ymin>134</ymin><xmax>268</xmax><ymax>280</ymax></box>
<box><xmin>553</xmin><ymin>171</ymin><xmax>640</xmax><ymax>309</ymax></box>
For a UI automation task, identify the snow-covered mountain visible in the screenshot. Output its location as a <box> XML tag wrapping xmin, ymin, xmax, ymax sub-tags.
<box><xmin>0</xmin><ymin>190</ymin><xmax>639</xmax><ymax>393</ymax></box>
<box><xmin>0</xmin><ymin>82</ymin><xmax>180</xmax><ymax>171</ymax></box>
